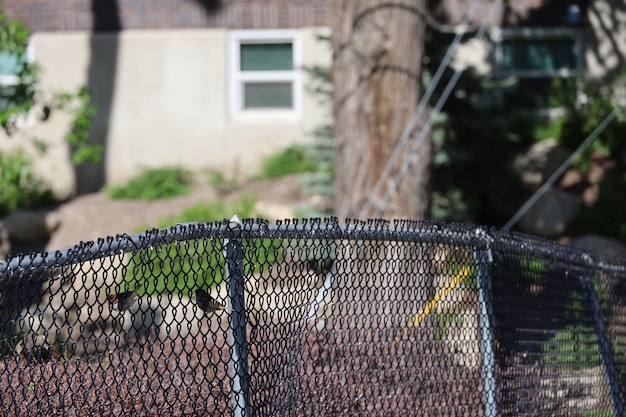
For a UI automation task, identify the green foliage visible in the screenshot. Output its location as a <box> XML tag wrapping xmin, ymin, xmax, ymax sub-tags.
<box><xmin>257</xmin><ymin>145</ymin><xmax>317</xmax><ymax>179</ymax></box>
<box><xmin>533</xmin><ymin>114</ymin><xmax>565</xmax><ymax>142</ymax></box>
<box><xmin>428</xmin><ymin>101</ymin><xmax>530</xmax><ymax>225</ymax></box>
<box><xmin>0</xmin><ymin>11</ymin><xmax>99</xmax><ymax>164</ymax></box>
<box><xmin>519</xmin><ymin>256</ymin><xmax>549</xmax><ymax>283</ymax></box>
<box><xmin>127</xmin><ymin>239</ymin><xmax>225</xmax><ymax>297</ymax></box>
<box><xmin>579</xmin><ymin>411</ymin><xmax>614</xmax><ymax>417</ymax></box>
<box><xmin>0</xmin><ymin>148</ymin><xmax>55</xmax><ymax>216</ymax></box>
<box><xmin>540</xmin><ymin>290</ymin><xmax>623</xmax><ymax>374</ymax></box>
<box><xmin>125</xmin><ymin>236</ymin><xmax>284</xmax><ymax>296</ymax></box>
<box><xmin>61</xmin><ymin>87</ymin><xmax>102</xmax><ymax>164</ymax></box>
<box><xmin>537</xmin><ymin>75</ymin><xmax>626</xmax><ymax>170</ymax></box>
<box><xmin>206</xmin><ymin>159</ymin><xmax>240</xmax><ymax>196</ymax></box>
<box><xmin>0</xmin><ymin>12</ymin><xmax>37</xmax><ymax>136</ymax></box>
<box><xmin>435</xmin><ymin>308</ymin><xmax>461</xmax><ymax>341</ymax></box>
<box><xmin>125</xmin><ymin>194</ymin><xmax>283</xmax><ymax>295</ymax></box>
<box><xmin>300</xmin><ymin>123</ymin><xmax>335</xmax><ymax>200</ymax></box>
<box><xmin>542</xmin><ymin>323</ymin><xmax>600</xmax><ymax>369</ymax></box>
<box><xmin>300</xmin><ymin>62</ymin><xmax>335</xmax><ymax>212</ymax></box>
<box><xmin>106</xmin><ymin>166</ymin><xmax>193</xmax><ymax>200</ymax></box>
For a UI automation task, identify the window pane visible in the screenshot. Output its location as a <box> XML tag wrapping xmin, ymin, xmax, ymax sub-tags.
<box><xmin>240</xmin><ymin>43</ymin><xmax>293</xmax><ymax>71</ymax></box>
<box><xmin>0</xmin><ymin>51</ymin><xmax>23</xmax><ymax>75</ymax></box>
<box><xmin>501</xmin><ymin>39</ymin><xmax>578</xmax><ymax>73</ymax></box>
<box><xmin>244</xmin><ymin>82</ymin><xmax>292</xmax><ymax>109</ymax></box>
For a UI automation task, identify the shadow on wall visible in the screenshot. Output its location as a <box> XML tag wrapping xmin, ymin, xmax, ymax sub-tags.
<box><xmin>75</xmin><ymin>0</ymin><xmax>121</xmax><ymax>195</ymax></box>
<box><xmin>193</xmin><ymin>0</ymin><xmax>222</xmax><ymax>12</ymax></box>
<box><xmin>77</xmin><ymin>0</ymin><xmax>223</xmax><ymax>194</ymax></box>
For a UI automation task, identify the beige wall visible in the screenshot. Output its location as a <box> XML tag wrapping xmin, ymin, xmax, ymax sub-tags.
<box><xmin>1</xmin><ymin>27</ymin><xmax>331</xmax><ymax>198</ymax></box>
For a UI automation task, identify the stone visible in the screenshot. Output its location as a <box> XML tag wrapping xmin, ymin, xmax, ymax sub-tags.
<box><xmin>513</xmin><ymin>139</ymin><xmax>571</xmax><ymax>190</ymax></box>
<box><xmin>517</xmin><ymin>189</ymin><xmax>580</xmax><ymax>238</ymax></box>
<box><xmin>2</xmin><ymin>209</ymin><xmax>61</xmax><ymax>243</ymax></box>
<box><xmin>571</xmin><ymin>234</ymin><xmax>626</xmax><ymax>256</ymax></box>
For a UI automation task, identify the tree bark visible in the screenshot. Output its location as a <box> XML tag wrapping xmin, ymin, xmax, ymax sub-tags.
<box><xmin>329</xmin><ymin>0</ymin><xmax>431</xmax><ymax>220</ymax></box>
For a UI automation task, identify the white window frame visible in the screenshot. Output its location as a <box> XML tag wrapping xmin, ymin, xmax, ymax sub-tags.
<box><xmin>491</xmin><ymin>27</ymin><xmax>584</xmax><ymax>78</ymax></box>
<box><xmin>228</xmin><ymin>30</ymin><xmax>302</xmax><ymax>121</ymax></box>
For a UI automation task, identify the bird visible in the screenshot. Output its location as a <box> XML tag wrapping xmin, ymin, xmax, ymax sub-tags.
<box><xmin>194</xmin><ymin>288</ymin><xmax>226</xmax><ymax>313</ymax></box>
<box><xmin>108</xmin><ymin>285</ymin><xmax>142</xmax><ymax>311</ymax></box>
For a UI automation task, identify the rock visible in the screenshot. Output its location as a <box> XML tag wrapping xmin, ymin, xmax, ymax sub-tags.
<box><xmin>2</xmin><ymin>209</ymin><xmax>61</xmax><ymax>243</ymax></box>
<box><xmin>513</xmin><ymin>139</ymin><xmax>571</xmax><ymax>190</ymax></box>
<box><xmin>1</xmin><ymin>253</ymin><xmax>222</xmax><ymax>357</ymax></box>
<box><xmin>518</xmin><ymin>189</ymin><xmax>580</xmax><ymax>238</ymax></box>
<box><xmin>571</xmin><ymin>234</ymin><xmax>626</xmax><ymax>256</ymax></box>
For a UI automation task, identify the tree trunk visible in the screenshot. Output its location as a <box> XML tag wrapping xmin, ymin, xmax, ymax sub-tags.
<box><xmin>329</xmin><ymin>0</ymin><xmax>431</xmax><ymax>220</ymax></box>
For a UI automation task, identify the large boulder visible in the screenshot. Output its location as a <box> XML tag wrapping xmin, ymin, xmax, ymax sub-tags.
<box><xmin>512</xmin><ymin>139</ymin><xmax>571</xmax><ymax>190</ymax></box>
<box><xmin>1</xmin><ymin>255</ymin><xmax>221</xmax><ymax>358</ymax></box>
<box><xmin>571</xmin><ymin>234</ymin><xmax>626</xmax><ymax>257</ymax></box>
<box><xmin>517</xmin><ymin>189</ymin><xmax>580</xmax><ymax>238</ymax></box>
<box><xmin>1</xmin><ymin>209</ymin><xmax>61</xmax><ymax>243</ymax></box>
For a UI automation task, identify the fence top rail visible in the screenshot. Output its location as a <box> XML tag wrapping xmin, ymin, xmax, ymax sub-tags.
<box><xmin>0</xmin><ymin>218</ymin><xmax>488</xmax><ymax>277</ymax></box>
<box><xmin>0</xmin><ymin>217</ymin><xmax>624</xmax><ymax>277</ymax></box>
<box><xmin>491</xmin><ymin>229</ymin><xmax>626</xmax><ymax>275</ymax></box>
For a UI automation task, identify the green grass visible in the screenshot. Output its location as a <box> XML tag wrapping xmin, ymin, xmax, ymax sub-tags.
<box><xmin>257</xmin><ymin>145</ymin><xmax>317</xmax><ymax>179</ymax></box>
<box><xmin>123</xmin><ymin>193</ymin><xmax>285</xmax><ymax>296</ymax></box>
<box><xmin>106</xmin><ymin>166</ymin><xmax>193</xmax><ymax>200</ymax></box>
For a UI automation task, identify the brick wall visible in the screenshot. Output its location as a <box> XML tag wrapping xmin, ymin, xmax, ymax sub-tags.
<box><xmin>2</xmin><ymin>0</ymin><xmax>328</xmax><ymax>32</ymax></box>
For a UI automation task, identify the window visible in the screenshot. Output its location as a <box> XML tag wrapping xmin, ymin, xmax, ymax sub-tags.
<box><xmin>491</xmin><ymin>28</ymin><xmax>583</xmax><ymax>78</ymax></box>
<box><xmin>229</xmin><ymin>30</ymin><xmax>302</xmax><ymax>120</ymax></box>
<box><xmin>0</xmin><ymin>41</ymin><xmax>35</xmax><ymax>127</ymax></box>
<box><xmin>0</xmin><ymin>40</ymin><xmax>33</xmax><ymax>85</ymax></box>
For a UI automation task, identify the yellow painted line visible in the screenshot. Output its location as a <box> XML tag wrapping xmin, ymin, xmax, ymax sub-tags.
<box><xmin>405</xmin><ymin>266</ymin><xmax>472</xmax><ymax>332</ymax></box>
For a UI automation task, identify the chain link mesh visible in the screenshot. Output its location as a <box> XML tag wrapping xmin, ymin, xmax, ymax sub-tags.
<box><xmin>0</xmin><ymin>218</ymin><xmax>624</xmax><ymax>416</ymax></box>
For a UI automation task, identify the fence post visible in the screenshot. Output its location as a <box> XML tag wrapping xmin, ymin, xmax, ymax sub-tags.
<box><xmin>225</xmin><ymin>215</ymin><xmax>251</xmax><ymax>417</ymax></box>
<box><xmin>581</xmin><ymin>271</ymin><xmax>625</xmax><ymax>417</ymax></box>
<box><xmin>474</xmin><ymin>230</ymin><xmax>498</xmax><ymax>417</ymax></box>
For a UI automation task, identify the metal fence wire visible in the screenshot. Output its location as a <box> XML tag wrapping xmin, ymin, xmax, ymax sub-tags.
<box><xmin>0</xmin><ymin>217</ymin><xmax>625</xmax><ymax>417</ymax></box>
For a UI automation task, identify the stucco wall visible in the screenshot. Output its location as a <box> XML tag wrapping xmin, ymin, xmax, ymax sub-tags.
<box><xmin>1</xmin><ymin>27</ymin><xmax>331</xmax><ymax>197</ymax></box>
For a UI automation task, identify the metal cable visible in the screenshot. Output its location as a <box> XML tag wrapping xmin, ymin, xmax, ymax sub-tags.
<box><xmin>502</xmin><ymin>107</ymin><xmax>619</xmax><ymax>231</ymax></box>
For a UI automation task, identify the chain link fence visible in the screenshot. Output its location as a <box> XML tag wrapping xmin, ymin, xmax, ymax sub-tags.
<box><xmin>0</xmin><ymin>217</ymin><xmax>624</xmax><ymax>416</ymax></box>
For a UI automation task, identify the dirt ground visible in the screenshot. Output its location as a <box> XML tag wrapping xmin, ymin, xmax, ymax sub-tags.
<box><xmin>46</xmin><ymin>174</ymin><xmax>306</xmax><ymax>252</ymax></box>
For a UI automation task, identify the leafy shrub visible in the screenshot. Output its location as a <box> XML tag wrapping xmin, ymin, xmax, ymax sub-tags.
<box><xmin>537</xmin><ymin>75</ymin><xmax>626</xmax><ymax>170</ymax></box>
<box><xmin>58</xmin><ymin>87</ymin><xmax>102</xmax><ymax>164</ymax></box>
<box><xmin>0</xmin><ymin>149</ymin><xmax>55</xmax><ymax>216</ymax></box>
<box><xmin>106</xmin><ymin>166</ymin><xmax>193</xmax><ymax>200</ymax></box>
<box><xmin>0</xmin><ymin>12</ymin><xmax>38</xmax><ymax>136</ymax></box>
<box><xmin>206</xmin><ymin>160</ymin><xmax>240</xmax><ymax>196</ymax></box>
<box><xmin>125</xmin><ymin>194</ymin><xmax>279</xmax><ymax>295</ymax></box>
<box><xmin>258</xmin><ymin>145</ymin><xmax>317</xmax><ymax>179</ymax></box>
